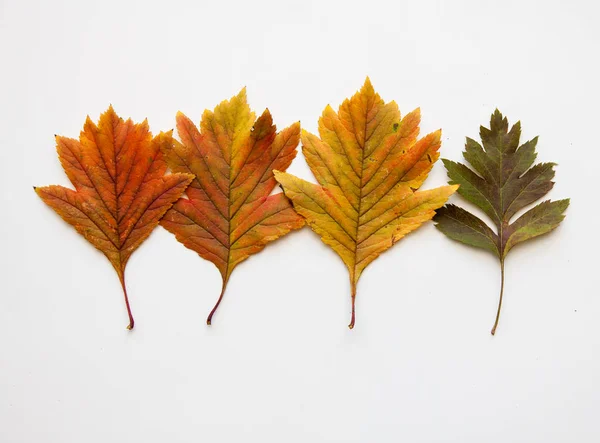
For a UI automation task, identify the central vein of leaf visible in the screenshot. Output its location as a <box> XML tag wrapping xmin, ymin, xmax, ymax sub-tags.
<box><xmin>225</xmin><ymin>132</ymin><xmax>233</xmax><ymax>282</ymax></box>
<box><xmin>498</xmin><ymin>135</ymin><xmax>507</xmax><ymax>254</ymax></box>
<box><xmin>113</xmin><ymin>120</ymin><xmax>120</xmax><ymax>246</ymax></box>
<box><xmin>352</xmin><ymin>106</ymin><xmax>370</xmax><ymax>277</ymax></box>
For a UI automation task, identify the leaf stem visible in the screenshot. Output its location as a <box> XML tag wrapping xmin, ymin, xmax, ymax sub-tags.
<box><xmin>491</xmin><ymin>259</ymin><xmax>505</xmax><ymax>335</ymax></box>
<box><xmin>206</xmin><ymin>279</ymin><xmax>228</xmax><ymax>326</ymax></box>
<box><xmin>119</xmin><ymin>273</ymin><xmax>134</xmax><ymax>330</ymax></box>
<box><xmin>348</xmin><ymin>281</ymin><xmax>356</xmax><ymax>329</ymax></box>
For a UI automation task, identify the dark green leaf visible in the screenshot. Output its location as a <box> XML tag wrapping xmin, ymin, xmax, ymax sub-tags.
<box><xmin>434</xmin><ymin>110</ymin><xmax>569</xmax><ymax>335</ymax></box>
<box><xmin>434</xmin><ymin>204</ymin><xmax>499</xmax><ymax>256</ymax></box>
<box><xmin>504</xmin><ymin>199</ymin><xmax>570</xmax><ymax>255</ymax></box>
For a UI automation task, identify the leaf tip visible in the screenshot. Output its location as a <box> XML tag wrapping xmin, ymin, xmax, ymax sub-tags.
<box><xmin>361</xmin><ymin>76</ymin><xmax>375</xmax><ymax>95</ymax></box>
<box><xmin>260</xmin><ymin>108</ymin><xmax>272</xmax><ymax>121</ymax></box>
<box><xmin>237</xmin><ymin>86</ymin><xmax>248</xmax><ymax>100</ymax></box>
<box><xmin>556</xmin><ymin>198</ymin><xmax>570</xmax><ymax>213</ymax></box>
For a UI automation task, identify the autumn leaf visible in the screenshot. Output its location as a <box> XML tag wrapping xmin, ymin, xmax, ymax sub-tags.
<box><xmin>160</xmin><ymin>89</ymin><xmax>305</xmax><ymax>325</ymax></box>
<box><xmin>434</xmin><ymin>110</ymin><xmax>569</xmax><ymax>335</ymax></box>
<box><xmin>274</xmin><ymin>78</ymin><xmax>458</xmax><ymax>329</ymax></box>
<box><xmin>35</xmin><ymin>107</ymin><xmax>194</xmax><ymax>329</ymax></box>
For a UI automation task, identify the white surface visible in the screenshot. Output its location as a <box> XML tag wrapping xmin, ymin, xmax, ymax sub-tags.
<box><xmin>1</xmin><ymin>0</ymin><xmax>598</xmax><ymax>441</ymax></box>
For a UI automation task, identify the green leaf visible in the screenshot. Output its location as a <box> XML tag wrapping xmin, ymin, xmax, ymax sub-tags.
<box><xmin>434</xmin><ymin>110</ymin><xmax>569</xmax><ymax>335</ymax></box>
<box><xmin>434</xmin><ymin>204</ymin><xmax>499</xmax><ymax>256</ymax></box>
<box><xmin>504</xmin><ymin>199</ymin><xmax>570</xmax><ymax>255</ymax></box>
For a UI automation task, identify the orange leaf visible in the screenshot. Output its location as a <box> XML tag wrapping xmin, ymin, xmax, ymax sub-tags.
<box><xmin>275</xmin><ymin>78</ymin><xmax>458</xmax><ymax>328</ymax></box>
<box><xmin>160</xmin><ymin>89</ymin><xmax>305</xmax><ymax>324</ymax></box>
<box><xmin>35</xmin><ymin>106</ymin><xmax>194</xmax><ymax>329</ymax></box>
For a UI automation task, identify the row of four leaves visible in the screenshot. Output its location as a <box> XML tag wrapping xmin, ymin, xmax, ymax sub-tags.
<box><xmin>35</xmin><ymin>78</ymin><xmax>568</xmax><ymax>334</ymax></box>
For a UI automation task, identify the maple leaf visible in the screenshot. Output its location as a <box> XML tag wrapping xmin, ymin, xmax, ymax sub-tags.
<box><xmin>434</xmin><ymin>110</ymin><xmax>569</xmax><ymax>335</ymax></box>
<box><xmin>274</xmin><ymin>78</ymin><xmax>458</xmax><ymax>329</ymax></box>
<box><xmin>160</xmin><ymin>89</ymin><xmax>305</xmax><ymax>325</ymax></box>
<box><xmin>35</xmin><ymin>107</ymin><xmax>194</xmax><ymax>329</ymax></box>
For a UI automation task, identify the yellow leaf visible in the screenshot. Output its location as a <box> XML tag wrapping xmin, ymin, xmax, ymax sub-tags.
<box><xmin>275</xmin><ymin>78</ymin><xmax>457</xmax><ymax>328</ymax></box>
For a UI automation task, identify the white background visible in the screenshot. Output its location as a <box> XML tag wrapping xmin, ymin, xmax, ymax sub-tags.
<box><xmin>1</xmin><ymin>0</ymin><xmax>598</xmax><ymax>442</ymax></box>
